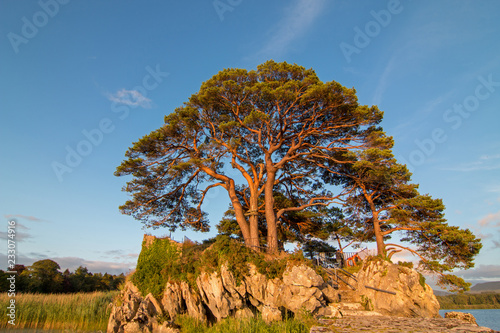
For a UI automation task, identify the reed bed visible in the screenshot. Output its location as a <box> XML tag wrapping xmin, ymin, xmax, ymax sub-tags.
<box><xmin>0</xmin><ymin>291</ymin><xmax>118</xmax><ymax>331</ymax></box>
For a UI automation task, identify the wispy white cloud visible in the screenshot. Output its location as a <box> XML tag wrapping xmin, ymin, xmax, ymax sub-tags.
<box><xmin>480</xmin><ymin>154</ymin><xmax>500</xmax><ymax>161</ymax></box>
<box><xmin>4</xmin><ymin>214</ymin><xmax>45</xmax><ymax>222</ymax></box>
<box><xmin>1</xmin><ymin>216</ymin><xmax>41</xmax><ymax>241</ymax></box>
<box><xmin>0</xmin><ymin>253</ymin><xmax>135</xmax><ymax>275</ymax></box>
<box><xmin>455</xmin><ymin>264</ymin><xmax>500</xmax><ymax>281</ymax></box>
<box><xmin>478</xmin><ymin>210</ymin><xmax>500</xmax><ymax>228</ymax></box>
<box><xmin>250</xmin><ymin>0</ymin><xmax>327</xmax><ymax>60</ymax></box>
<box><xmin>416</xmin><ymin>90</ymin><xmax>455</xmax><ymax>117</ymax></box>
<box><xmin>441</xmin><ymin>154</ymin><xmax>500</xmax><ymax>172</ymax></box>
<box><xmin>99</xmin><ymin>249</ymin><xmax>139</xmax><ymax>261</ymax></box>
<box><xmin>372</xmin><ymin>55</ymin><xmax>397</xmax><ymax>106</ymax></box>
<box><xmin>0</xmin><ymin>230</ymin><xmax>32</xmax><ymax>241</ymax></box>
<box><xmin>54</xmin><ymin>256</ymin><xmax>135</xmax><ymax>275</ymax></box>
<box><xmin>107</xmin><ymin>89</ymin><xmax>152</xmax><ymax>108</ymax></box>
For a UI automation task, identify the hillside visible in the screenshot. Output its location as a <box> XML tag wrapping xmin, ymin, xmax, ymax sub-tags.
<box><xmin>470</xmin><ymin>281</ymin><xmax>500</xmax><ymax>292</ymax></box>
<box><xmin>433</xmin><ymin>290</ymin><xmax>451</xmax><ymax>296</ymax></box>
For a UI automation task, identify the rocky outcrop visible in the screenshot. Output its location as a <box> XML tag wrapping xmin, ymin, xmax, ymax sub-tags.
<box><xmin>107</xmin><ymin>282</ymin><xmax>181</xmax><ymax>333</ymax></box>
<box><xmin>108</xmin><ymin>257</ymin><xmax>446</xmax><ymax>332</ymax></box>
<box><xmin>445</xmin><ymin>311</ymin><xmax>478</xmax><ymax>325</ymax></box>
<box><xmin>354</xmin><ymin>259</ymin><xmax>440</xmax><ymax>318</ymax></box>
<box><xmin>108</xmin><ymin>263</ymin><xmax>332</xmax><ymax>332</ymax></box>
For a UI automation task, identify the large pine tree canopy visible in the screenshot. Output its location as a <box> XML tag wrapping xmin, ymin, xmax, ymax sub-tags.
<box><xmin>115</xmin><ymin>60</ymin><xmax>481</xmax><ymax>291</ymax></box>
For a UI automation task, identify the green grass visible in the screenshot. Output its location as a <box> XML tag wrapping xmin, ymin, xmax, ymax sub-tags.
<box><xmin>175</xmin><ymin>313</ymin><xmax>312</xmax><ymax>333</ymax></box>
<box><xmin>0</xmin><ymin>291</ymin><xmax>118</xmax><ymax>331</ymax></box>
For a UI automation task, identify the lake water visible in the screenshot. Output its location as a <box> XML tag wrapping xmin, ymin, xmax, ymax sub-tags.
<box><xmin>440</xmin><ymin>309</ymin><xmax>500</xmax><ymax>331</ymax></box>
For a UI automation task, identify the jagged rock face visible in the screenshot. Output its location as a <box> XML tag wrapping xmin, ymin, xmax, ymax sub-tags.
<box><xmin>108</xmin><ymin>282</ymin><xmax>181</xmax><ymax>333</ymax></box>
<box><xmin>108</xmin><ymin>263</ymin><xmax>329</xmax><ymax>332</ymax></box>
<box><xmin>354</xmin><ymin>260</ymin><xmax>440</xmax><ymax>318</ymax></box>
<box><xmin>108</xmin><ymin>259</ymin><xmax>443</xmax><ymax>332</ymax></box>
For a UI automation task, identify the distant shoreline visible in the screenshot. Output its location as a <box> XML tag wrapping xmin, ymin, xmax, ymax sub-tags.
<box><xmin>437</xmin><ymin>292</ymin><xmax>500</xmax><ymax>310</ymax></box>
<box><xmin>440</xmin><ymin>305</ymin><xmax>500</xmax><ymax>309</ymax></box>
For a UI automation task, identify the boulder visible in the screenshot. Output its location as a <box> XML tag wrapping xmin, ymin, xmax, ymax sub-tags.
<box><xmin>261</xmin><ymin>305</ymin><xmax>282</xmax><ymax>323</ymax></box>
<box><xmin>282</xmin><ymin>284</ymin><xmax>325</xmax><ymax>313</ymax></box>
<box><xmin>321</xmin><ymin>284</ymin><xmax>339</xmax><ymax>303</ymax></box>
<box><xmin>243</xmin><ymin>264</ymin><xmax>267</xmax><ymax>305</ymax></box>
<box><xmin>220</xmin><ymin>265</ymin><xmax>246</xmax><ymax>309</ymax></box>
<box><xmin>282</xmin><ymin>264</ymin><xmax>324</xmax><ymax>288</ymax></box>
<box><xmin>196</xmin><ymin>270</ymin><xmax>231</xmax><ymax>321</ymax></box>
<box><xmin>354</xmin><ymin>260</ymin><xmax>440</xmax><ymax>318</ymax></box>
<box><xmin>444</xmin><ymin>311</ymin><xmax>478</xmax><ymax>325</ymax></box>
<box><xmin>234</xmin><ymin>307</ymin><xmax>254</xmax><ymax>319</ymax></box>
<box><xmin>180</xmin><ymin>281</ymin><xmax>207</xmax><ymax>323</ymax></box>
<box><xmin>161</xmin><ymin>282</ymin><xmax>183</xmax><ymax>320</ymax></box>
<box><xmin>316</xmin><ymin>305</ymin><xmax>342</xmax><ymax>319</ymax></box>
<box><xmin>108</xmin><ymin>282</ymin><xmax>144</xmax><ymax>333</ymax></box>
<box><xmin>263</xmin><ymin>277</ymin><xmax>285</xmax><ymax>307</ymax></box>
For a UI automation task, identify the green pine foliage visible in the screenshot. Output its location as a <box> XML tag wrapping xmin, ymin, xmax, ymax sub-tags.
<box><xmin>116</xmin><ymin>60</ymin><xmax>481</xmax><ymax>292</ymax></box>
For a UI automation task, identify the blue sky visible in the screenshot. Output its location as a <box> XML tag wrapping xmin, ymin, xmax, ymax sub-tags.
<box><xmin>1</xmin><ymin>0</ymin><xmax>499</xmax><ymax>286</ymax></box>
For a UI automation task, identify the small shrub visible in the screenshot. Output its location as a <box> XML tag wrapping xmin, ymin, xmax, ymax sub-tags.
<box><xmin>132</xmin><ymin>237</ymin><xmax>181</xmax><ymax>298</ymax></box>
<box><xmin>397</xmin><ymin>261</ymin><xmax>414</xmax><ymax>269</ymax></box>
<box><xmin>343</xmin><ymin>264</ymin><xmax>362</xmax><ymax>274</ymax></box>
<box><xmin>360</xmin><ymin>294</ymin><xmax>373</xmax><ymax>311</ymax></box>
<box><xmin>418</xmin><ymin>272</ymin><xmax>426</xmax><ymax>290</ymax></box>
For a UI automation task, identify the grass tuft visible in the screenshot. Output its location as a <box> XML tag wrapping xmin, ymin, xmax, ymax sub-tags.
<box><xmin>175</xmin><ymin>313</ymin><xmax>311</xmax><ymax>333</ymax></box>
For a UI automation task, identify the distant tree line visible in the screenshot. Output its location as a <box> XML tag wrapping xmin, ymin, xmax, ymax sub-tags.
<box><xmin>0</xmin><ymin>259</ymin><xmax>125</xmax><ymax>294</ymax></box>
<box><xmin>437</xmin><ymin>292</ymin><xmax>500</xmax><ymax>309</ymax></box>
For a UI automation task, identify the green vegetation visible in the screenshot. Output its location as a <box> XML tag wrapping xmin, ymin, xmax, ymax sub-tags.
<box><xmin>437</xmin><ymin>292</ymin><xmax>500</xmax><ymax>309</ymax></box>
<box><xmin>133</xmin><ymin>237</ymin><xmax>183</xmax><ymax>297</ymax></box>
<box><xmin>418</xmin><ymin>273</ymin><xmax>426</xmax><ymax>290</ymax></box>
<box><xmin>397</xmin><ymin>261</ymin><xmax>414</xmax><ymax>269</ymax></box>
<box><xmin>133</xmin><ymin>235</ymin><xmax>314</xmax><ymax>298</ymax></box>
<box><xmin>0</xmin><ymin>291</ymin><xmax>117</xmax><ymax>330</ymax></box>
<box><xmin>175</xmin><ymin>313</ymin><xmax>312</xmax><ymax>333</ymax></box>
<box><xmin>0</xmin><ymin>260</ymin><xmax>125</xmax><ymax>294</ymax></box>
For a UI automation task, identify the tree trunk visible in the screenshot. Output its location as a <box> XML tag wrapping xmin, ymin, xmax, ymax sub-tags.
<box><xmin>372</xmin><ymin>212</ymin><xmax>385</xmax><ymax>256</ymax></box>
<box><xmin>227</xmin><ymin>180</ymin><xmax>252</xmax><ymax>246</ymax></box>
<box><xmin>336</xmin><ymin>235</ymin><xmax>343</xmax><ymax>253</ymax></box>
<box><xmin>248</xmin><ymin>185</ymin><xmax>260</xmax><ymax>251</ymax></box>
<box><xmin>264</xmin><ymin>166</ymin><xmax>279</xmax><ymax>254</ymax></box>
<box><xmin>364</xmin><ymin>188</ymin><xmax>385</xmax><ymax>256</ymax></box>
